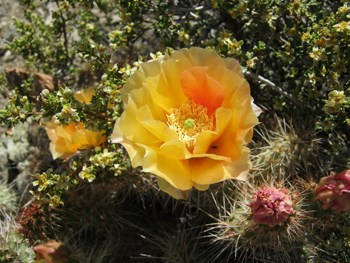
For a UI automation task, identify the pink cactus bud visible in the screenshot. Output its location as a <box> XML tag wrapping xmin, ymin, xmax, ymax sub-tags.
<box><xmin>248</xmin><ymin>186</ymin><xmax>294</xmax><ymax>227</ymax></box>
<box><xmin>34</xmin><ymin>240</ymin><xmax>68</xmax><ymax>263</ymax></box>
<box><xmin>314</xmin><ymin>170</ymin><xmax>350</xmax><ymax>213</ymax></box>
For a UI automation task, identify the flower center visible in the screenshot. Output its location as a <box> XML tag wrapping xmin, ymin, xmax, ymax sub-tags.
<box><xmin>167</xmin><ymin>101</ymin><xmax>214</xmax><ymax>150</ymax></box>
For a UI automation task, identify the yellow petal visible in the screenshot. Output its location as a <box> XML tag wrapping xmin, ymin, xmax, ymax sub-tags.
<box><xmin>74</xmin><ymin>87</ymin><xmax>95</xmax><ymax>104</ymax></box>
<box><xmin>220</xmin><ymin>71</ymin><xmax>250</xmax><ymax>109</ymax></box>
<box><xmin>127</xmin><ymin>81</ymin><xmax>166</xmax><ymax>121</ymax></box>
<box><xmin>52</xmin><ymin>138</ymin><xmax>77</xmax><ymax>158</ymax></box>
<box><xmin>120</xmin><ymin>141</ymin><xmax>145</xmax><ymax>168</ymax></box>
<box><xmin>157</xmin><ymin>177</ymin><xmax>190</xmax><ymax>200</ymax></box>
<box><xmin>117</xmin><ymin>99</ymin><xmax>162</xmax><ymax>146</ymax></box>
<box><xmin>111</xmin><ymin>118</ymin><xmax>123</xmax><ymax>144</ymax></box>
<box><xmin>192</xmin><ymin>130</ymin><xmax>216</xmax><ymax>155</ymax></box>
<box><xmin>137</xmin><ymin>104</ymin><xmax>178</xmax><ymax>142</ymax></box>
<box><xmin>190</xmin><ymin>157</ymin><xmax>226</xmax><ymax>185</ymax></box>
<box><xmin>223</xmin><ymin>57</ymin><xmax>244</xmax><ymax>76</ymax></box>
<box><xmin>192</xmin><ymin>148</ymin><xmax>250</xmax><ymax>185</ymax></box>
<box><xmin>159</xmin><ymin>139</ymin><xmax>187</xmax><ymax>159</ymax></box>
<box><xmin>222</xmin><ymin>147</ymin><xmax>251</xmax><ymax>181</ymax></box>
<box><xmin>193</xmin><ymin>183</ymin><xmax>210</xmax><ymax>191</ymax></box>
<box><xmin>70</xmin><ymin>131</ymin><xmax>89</xmax><ymax>146</ymax></box>
<box><xmin>49</xmin><ymin>142</ymin><xmax>62</xmax><ymax>159</ymax></box>
<box><xmin>172</xmin><ymin>47</ymin><xmax>225</xmax><ymax>71</ymax></box>
<box><xmin>193</xmin><ymin>107</ymin><xmax>232</xmax><ymax>155</ymax></box>
<box><xmin>123</xmin><ymin>60</ymin><xmax>162</xmax><ymax>100</ymax></box>
<box><xmin>207</xmin><ymin>130</ymin><xmax>243</xmax><ymax>160</ymax></box>
<box><xmin>180</xmin><ymin>66</ymin><xmax>224</xmax><ymax>115</ymax></box>
<box><xmin>142</xmin><ymin>147</ymin><xmax>193</xmax><ymax>190</ymax></box>
<box><xmin>144</xmin><ymin>60</ymin><xmax>188</xmax><ymax>112</ymax></box>
<box><xmin>159</xmin><ymin>59</ymin><xmax>189</xmax><ymax>104</ymax></box>
<box><xmin>231</xmin><ymin>99</ymin><xmax>260</xmax><ymax>139</ymax></box>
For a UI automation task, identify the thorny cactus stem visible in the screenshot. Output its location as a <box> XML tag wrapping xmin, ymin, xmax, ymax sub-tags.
<box><xmin>314</xmin><ymin>170</ymin><xmax>350</xmax><ymax>213</ymax></box>
<box><xmin>248</xmin><ymin>186</ymin><xmax>294</xmax><ymax>227</ymax></box>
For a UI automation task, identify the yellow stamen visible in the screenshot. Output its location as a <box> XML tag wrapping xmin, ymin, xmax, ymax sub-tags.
<box><xmin>167</xmin><ymin>101</ymin><xmax>214</xmax><ymax>150</ymax></box>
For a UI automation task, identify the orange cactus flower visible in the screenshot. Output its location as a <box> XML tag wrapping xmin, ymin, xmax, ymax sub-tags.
<box><xmin>112</xmin><ymin>47</ymin><xmax>260</xmax><ymax>199</ymax></box>
<box><xmin>46</xmin><ymin>117</ymin><xmax>106</xmax><ymax>159</ymax></box>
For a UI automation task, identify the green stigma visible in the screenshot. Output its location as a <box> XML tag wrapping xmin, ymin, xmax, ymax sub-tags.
<box><xmin>184</xmin><ymin>118</ymin><xmax>196</xmax><ymax>129</ymax></box>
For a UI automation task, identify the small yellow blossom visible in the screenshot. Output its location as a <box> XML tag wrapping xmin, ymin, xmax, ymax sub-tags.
<box><xmin>301</xmin><ymin>32</ymin><xmax>310</xmax><ymax>42</ymax></box>
<box><xmin>337</xmin><ymin>5</ymin><xmax>350</xmax><ymax>15</ymax></box>
<box><xmin>333</xmin><ymin>21</ymin><xmax>350</xmax><ymax>32</ymax></box>
<box><xmin>322</xmin><ymin>90</ymin><xmax>348</xmax><ymax>114</ymax></box>
<box><xmin>32</xmin><ymin>173</ymin><xmax>49</xmax><ymax>191</ymax></box>
<box><xmin>309</xmin><ymin>47</ymin><xmax>325</xmax><ymax>61</ymax></box>
<box><xmin>89</xmin><ymin>149</ymin><xmax>116</xmax><ymax>168</ymax></box>
<box><xmin>49</xmin><ymin>195</ymin><xmax>64</xmax><ymax>207</ymax></box>
<box><xmin>247</xmin><ymin>57</ymin><xmax>258</xmax><ymax>69</ymax></box>
<box><xmin>79</xmin><ymin>164</ymin><xmax>96</xmax><ymax>182</ymax></box>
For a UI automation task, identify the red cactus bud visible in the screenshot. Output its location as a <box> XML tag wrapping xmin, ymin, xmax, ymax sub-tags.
<box><xmin>314</xmin><ymin>170</ymin><xmax>350</xmax><ymax>213</ymax></box>
<box><xmin>248</xmin><ymin>186</ymin><xmax>294</xmax><ymax>227</ymax></box>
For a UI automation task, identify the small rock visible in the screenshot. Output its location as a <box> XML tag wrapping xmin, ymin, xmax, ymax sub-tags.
<box><xmin>3</xmin><ymin>50</ymin><xmax>14</xmax><ymax>62</ymax></box>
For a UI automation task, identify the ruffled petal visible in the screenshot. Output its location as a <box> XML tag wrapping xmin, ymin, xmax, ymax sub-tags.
<box><xmin>193</xmin><ymin>107</ymin><xmax>233</xmax><ymax>155</ymax></box>
<box><xmin>190</xmin><ymin>157</ymin><xmax>227</xmax><ymax>185</ymax></box>
<box><xmin>180</xmin><ymin>66</ymin><xmax>224</xmax><ymax>115</ymax></box>
<box><xmin>142</xmin><ymin>147</ymin><xmax>193</xmax><ymax>190</ymax></box>
<box><xmin>120</xmin><ymin>142</ymin><xmax>146</xmax><ymax>168</ymax></box>
<box><xmin>222</xmin><ymin>147</ymin><xmax>251</xmax><ymax>181</ymax></box>
<box><xmin>159</xmin><ymin>139</ymin><xmax>188</xmax><ymax>159</ymax></box>
<box><xmin>115</xmin><ymin>99</ymin><xmax>162</xmax><ymax>146</ymax></box>
<box><xmin>157</xmin><ymin>177</ymin><xmax>190</xmax><ymax>200</ymax></box>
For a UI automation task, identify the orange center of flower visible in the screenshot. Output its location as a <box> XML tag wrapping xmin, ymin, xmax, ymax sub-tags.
<box><xmin>167</xmin><ymin>101</ymin><xmax>214</xmax><ymax>150</ymax></box>
<box><xmin>180</xmin><ymin>66</ymin><xmax>224</xmax><ymax>115</ymax></box>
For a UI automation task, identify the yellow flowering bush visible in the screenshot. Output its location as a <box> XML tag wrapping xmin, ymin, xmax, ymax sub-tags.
<box><xmin>112</xmin><ymin>47</ymin><xmax>260</xmax><ymax>198</ymax></box>
<box><xmin>45</xmin><ymin>117</ymin><xmax>106</xmax><ymax>159</ymax></box>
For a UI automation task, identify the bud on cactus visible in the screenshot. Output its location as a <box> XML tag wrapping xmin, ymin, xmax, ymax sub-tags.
<box><xmin>34</xmin><ymin>240</ymin><xmax>68</xmax><ymax>263</ymax></box>
<box><xmin>248</xmin><ymin>186</ymin><xmax>294</xmax><ymax>227</ymax></box>
<box><xmin>314</xmin><ymin>170</ymin><xmax>350</xmax><ymax>213</ymax></box>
